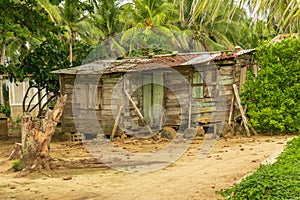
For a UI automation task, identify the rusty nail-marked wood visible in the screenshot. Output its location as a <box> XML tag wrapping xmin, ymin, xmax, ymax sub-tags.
<box><xmin>110</xmin><ymin>105</ymin><xmax>123</xmax><ymax>142</ymax></box>
<box><xmin>125</xmin><ymin>91</ymin><xmax>153</xmax><ymax>135</ymax></box>
<box><xmin>232</xmin><ymin>84</ymin><xmax>251</xmax><ymax>137</ymax></box>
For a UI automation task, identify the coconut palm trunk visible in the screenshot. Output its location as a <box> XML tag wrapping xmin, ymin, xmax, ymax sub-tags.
<box><xmin>69</xmin><ymin>30</ymin><xmax>73</xmax><ymax>65</ymax></box>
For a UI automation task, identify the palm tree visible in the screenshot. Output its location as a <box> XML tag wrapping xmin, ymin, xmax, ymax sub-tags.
<box><xmin>117</xmin><ymin>0</ymin><xmax>195</xmax><ymax>56</ymax></box>
<box><xmin>188</xmin><ymin>0</ymin><xmax>299</xmax><ymax>47</ymax></box>
<box><xmin>241</xmin><ymin>0</ymin><xmax>300</xmax><ymax>33</ymax></box>
<box><xmin>183</xmin><ymin>0</ymin><xmax>249</xmax><ymax>50</ymax></box>
<box><xmin>90</xmin><ymin>0</ymin><xmax>123</xmax><ymax>37</ymax></box>
<box><xmin>36</xmin><ymin>0</ymin><xmax>101</xmax><ymax>65</ymax></box>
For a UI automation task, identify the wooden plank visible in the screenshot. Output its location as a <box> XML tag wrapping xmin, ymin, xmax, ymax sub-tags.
<box><xmin>64</xmin><ymin>84</ymin><xmax>74</xmax><ymax>89</ymax></box>
<box><xmin>233</xmin><ymin>84</ymin><xmax>251</xmax><ymax>137</ymax></box>
<box><xmin>219</xmin><ymin>66</ymin><xmax>234</xmax><ymax>75</ymax></box>
<box><xmin>188</xmin><ymin>71</ymin><xmax>192</xmax><ymax>128</ymax></box>
<box><xmin>102</xmin><ymin>77</ymin><xmax>122</xmax><ymax>83</ymax></box>
<box><xmin>73</xmin><ymin>83</ymin><xmax>88</xmax><ymax>109</ymax></box>
<box><xmin>125</xmin><ymin>90</ymin><xmax>153</xmax><ymax>135</ymax></box>
<box><xmin>220</xmin><ymin>75</ymin><xmax>233</xmax><ymax>80</ymax></box>
<box><xmin>214</xmin><ymin>60</ymin><xmax>236</xmax><ymax>65</ymax></box>
<box><xmin>239</xmin><ymin>66</ymin><xmax>248</xmax><ymax>90</ymax></box>
<box><xmin>228</xmin><ymin>93</ymin><xmax>235</xmax><ymax>126</ymax></box>
<box><xmin>110</xmin><ymin>105</ymin><xmax>123</xmax><ymax>141</ymax></box>
<box><xmin>143</xmin><ymin>74</ymin><xmax>152</xmax><ymax>123</ymax></box>
<box><xmin>220</xmin><ymin>79</ymin><xmax>234</xmax><ymax>85</ymax></box>
<box><xmin>152</xmin><ymin>71</ymin><xmax>164</xmax><ymax>127</ymax></box>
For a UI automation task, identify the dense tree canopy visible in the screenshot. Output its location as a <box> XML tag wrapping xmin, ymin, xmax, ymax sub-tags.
<box><xmin>1</xmin><ymin>0</ymin><xmax>299</xmax><ymax>67</ymax></box>
<box><xmin>0</xmin><ymin>0</ymin><xmax>299</xmax><ymax>117</ymax></box>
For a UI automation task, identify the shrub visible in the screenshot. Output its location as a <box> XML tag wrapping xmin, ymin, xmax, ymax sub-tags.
<box><xmin>0</xmin><ymin>104</ymin><xmax>10</xmax><ymax>117</ymax></box>
<box><xmin>242</xmin><ymin>38</ymin><xmax>300</xmax><ymax>134</ymax></box>
<box><xmin>218</xmin><ymin>136</ymin><xmax>300</xmax><ymax>199</ymax></box>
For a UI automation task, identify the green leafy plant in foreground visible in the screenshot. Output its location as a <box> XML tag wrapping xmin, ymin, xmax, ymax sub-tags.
<box><xmin>241</xmin><ymin>37</ymin><xmax>300</xmax><ymax>134</ymax></box>
<box><xmin>218</xmin><ymin>136</ymin><xmax>300</xmax><ymax>199</ymax></box>
<box><xmin>11</xmin><ymin>161</ymin><xmax>22</xmax><ymax>172</ymax></box>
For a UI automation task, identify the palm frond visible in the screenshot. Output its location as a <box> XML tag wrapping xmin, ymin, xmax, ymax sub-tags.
<box><xmin>36</xmin><ymin>0</ymin><xmax>62</xmax><ymax>24</ymax></box>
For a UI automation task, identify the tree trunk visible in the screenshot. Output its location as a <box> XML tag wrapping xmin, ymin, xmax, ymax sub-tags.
<box><xmin>69</xmin><ymin>30</ymin><xmax>73</xmax><ymax>65</ymax></box>
<box><xmin>20</xmin><ymin>95</ymin><xmax>67</xmax><ymax>173</ymax></box>
<box><xmin>0</xmin><ymin>42</ymin><xmax>5</xmax><ymax>65</ymax></box>
<box><xmin>0</xmin><ymin>42</ymin><xmax>5</xmax><ymax>105</ymax></box>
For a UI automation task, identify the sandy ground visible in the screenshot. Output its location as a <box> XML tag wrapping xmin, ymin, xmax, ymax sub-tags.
<box><xmin>0</xmin><ymin>135</ymin><xmax>295</xmax><ymax>200</ymax></box>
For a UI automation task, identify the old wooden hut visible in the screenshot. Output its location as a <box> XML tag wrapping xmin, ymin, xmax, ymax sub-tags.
<box><xmin>53</xmin><ymin>49</ymin><xmax>255</xmax><ymax>139</ymax></box>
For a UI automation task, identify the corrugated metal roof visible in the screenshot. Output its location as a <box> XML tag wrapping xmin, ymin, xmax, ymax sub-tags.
<box><xmin>52</xmin><ymin>50</ymin><xmax>255</xmax><ymax>75</ymax></box>
<box><xmin>180</xmin><ymin>53</ymin><xmax>222</xmax><ymax>66</ymax></box>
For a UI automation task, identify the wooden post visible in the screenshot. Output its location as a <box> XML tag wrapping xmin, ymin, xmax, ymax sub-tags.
<box><xmin>152</xmin><ymin>71</ymin><xmax>164</xmax><ymax>127</ymax></box>
<box><xmin>110</xmin><ymin>105</ymin><xmax>123</xmax><ymax>141</ymax></box>
<box><xmin>232</xmin><ymin>84</ymin><xmax>251</xmax><ymax>137</ymax></box>
<box><xmin>125</xmin><ymin>91</ymin><xmax>153</xmax><ymax>135</ymax></box>
<box><xmin>240</xmin><ymin>104</ymin><xmax>247</xmax><ymax>126</ymax></box>
<box><xmin>142</xmin><ymin>74</ymin><xmax>152</xmax><ymax>123</ymax></box>
<box><xmin>188</xmin><ymin>72</ymin><xmax>192</xmax><ymax>128</ymax></box>
<box><xmin>0</xmin><ymin>76</ymin><xmax>3</xmax><ymax>105</ymax></box>
<box><xmin>228</xmin><ymin>93</ymin><xmax>235</xmax><ymax>126</ymax></box>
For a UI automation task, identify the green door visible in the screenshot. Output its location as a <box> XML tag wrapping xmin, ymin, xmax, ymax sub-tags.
<box><xmin>143</xmin><ymin>71</ymin><xmax>164</xmax><ymax>128</ymax></box>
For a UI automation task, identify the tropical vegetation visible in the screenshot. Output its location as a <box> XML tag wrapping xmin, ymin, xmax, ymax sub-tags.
<box><xmin>0</xmin><ymin>0</ymin><xmax>299</xmax><ymax>116</ymax></box>
<box><xmin>242</xmin><ymin>37</ymin><xmax>300</xmax><ymax>134</ymax></box>
<box><xmin>218</xmin><ymin>135</ymin><xmax>300</xmax><ymax>199</ymax></box>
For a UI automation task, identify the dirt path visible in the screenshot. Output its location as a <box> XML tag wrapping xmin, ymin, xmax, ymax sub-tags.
<box><xmin>0</xmin><ymin>135</ymin><xmax>294</xmax><ymax>200</ymax></box>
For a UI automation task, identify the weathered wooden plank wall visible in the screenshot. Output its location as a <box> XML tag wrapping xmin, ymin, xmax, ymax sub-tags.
<box><xmin>60</xmin><ymin>53</ymin><xmax>254</xmax><ymax>136</ymax></box>
<box><xmin>164</xmin><ymin>68</ymin><xmax>189</xmax><ymax>129</ymax></box>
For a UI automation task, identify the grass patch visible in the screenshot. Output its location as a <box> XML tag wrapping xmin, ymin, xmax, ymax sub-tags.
<box><xmin>218</xmin><ymin>136</ymin><xmax>300</xmax><ymax>199</ymax></box>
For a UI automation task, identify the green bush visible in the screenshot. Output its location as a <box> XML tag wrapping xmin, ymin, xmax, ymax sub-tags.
<box><xmin>218</xmin><ymin>136</ymin><xmax>300</xmax><ymax>199</ymax></box>
<box><xmin>242</xmin><ymin>38</ymin><xmax>300</xmax><ymax>134</ymax></box>
<box><xmin>0</xmin><ymin>104</ymin><xmax>10</xmax><ymax>117</ymax></box>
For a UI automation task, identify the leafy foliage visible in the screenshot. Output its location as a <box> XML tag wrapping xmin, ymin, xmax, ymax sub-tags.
<box><xmin>21</xmin><ymin>37</ymin><xmax>70</xmax><ymax>94</ymax></box>
<box><xmin>0</xmin><ymin>83</ymin><xmax>10</xmax><ymax>116</ymax></box>
<box><xmin>0</xmin><ymin>104</ymin><xmax>10</xmax><ymax>116</ymax></box>
<box><xmin>242</xmin><ymin>38</ymin><xmax>300</xmax><ymax>133</ymax></box>
<box><xmin>218</xmin><ymin>136</ymin><xmax>300</xmax><ymax>199</ymax></box>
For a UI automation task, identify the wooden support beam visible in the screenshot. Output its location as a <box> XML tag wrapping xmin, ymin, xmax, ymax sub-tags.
<box><xmin>232</xmin><ymin>84</ymin><xmax>251</xmax><ymax>137</ymax></box>
<box><xmin>125</xmin><ymin>91</ymin><xmax>153</xmax><ymax>135</ymax></box>
<box><xmin>110</xmin><ymin>105</ymin><xmax>123</xmax><ymax>142</ymax></box>
<box><xmin>188</xmin><ymin>71</ymin><xmax>192</xmax><ymax>128</ymax></box>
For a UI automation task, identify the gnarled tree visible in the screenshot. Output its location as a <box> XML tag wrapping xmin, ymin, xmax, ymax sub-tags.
<box><xmin>19</xmin><ymin>95</ymin><xmax>67</xmax><ymax>176</ymax></box>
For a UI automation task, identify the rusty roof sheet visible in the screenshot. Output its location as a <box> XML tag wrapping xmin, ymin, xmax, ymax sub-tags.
<box><xmin>52</xmin><ymin>50</ymin><xmax>255</xmax><ymax>75</ymax></box>
<box><xmin>180</xmin><ymin>53</ymin><xmax>222</xmax><ymax>66</ymax></box>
